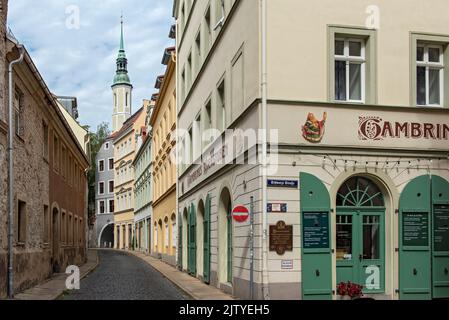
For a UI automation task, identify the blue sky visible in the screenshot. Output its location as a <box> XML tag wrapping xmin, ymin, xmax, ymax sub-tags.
<box><xmin>8</xmin><ymin>0</ymin><xmax>174</xmax><ymax>132</ymax></box>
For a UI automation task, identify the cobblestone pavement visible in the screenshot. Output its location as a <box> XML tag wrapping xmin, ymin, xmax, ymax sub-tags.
<box><xmin>62</xmin><ymin>250</ymin><xmax>190</xmax><ymax>300</ymax></box>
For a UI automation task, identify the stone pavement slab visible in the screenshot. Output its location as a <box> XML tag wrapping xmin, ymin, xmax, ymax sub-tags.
<box><xmin>14</xmin><ymin>249</ymin><xmax>99</xmax><ymax>300</ymax></box>
<box><xmin>127</xmin><ymin>250</ymin><xmax>235</xmax><ymax>300</ymax></box>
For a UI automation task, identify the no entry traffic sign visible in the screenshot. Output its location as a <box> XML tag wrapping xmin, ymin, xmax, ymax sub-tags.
<box><xmin>232</xmin><ymin>205</ymin><xmax>249</xmax><ymax>223</ymax></box>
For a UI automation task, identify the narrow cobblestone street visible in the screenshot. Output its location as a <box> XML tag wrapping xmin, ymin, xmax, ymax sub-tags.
<box><xmin>62</xmin><ymin>250</ymin><xmax>190</xmax><ymax>300</ymax></box>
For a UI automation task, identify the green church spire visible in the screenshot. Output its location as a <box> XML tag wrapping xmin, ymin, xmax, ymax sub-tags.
<box><xmin>113</xmin><ymin>15</ymin><xmax>132</xmax><ymax>87</ymax></box>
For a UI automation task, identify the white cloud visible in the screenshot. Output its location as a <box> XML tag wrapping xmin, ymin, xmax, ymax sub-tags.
<box><xmin>7</xmin><ymin>0</ymin><xmax>174</xmax><ymax>132</ymax></box>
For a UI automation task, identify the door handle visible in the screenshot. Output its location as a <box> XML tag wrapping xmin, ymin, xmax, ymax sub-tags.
<box><xmin>316</xmin><ymin>270</ymin><xmax>320</xmax><ymax>277</ymax></box>
<box><xmin>359</xmin><ymin>254</ymin><xmax>363</xmax><ymax>262</ymax></box>
<box><xmin>413</xmin><ymin>268</ymin><xmax>418</xmax><ymax>276</ymax></box>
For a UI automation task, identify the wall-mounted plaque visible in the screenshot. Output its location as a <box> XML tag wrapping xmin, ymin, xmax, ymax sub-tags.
<box><xmin>403</xmin><ymin>212</ymin><xmax>429</xmax><ymax>247</ymax></box>
<box><xmin>269</xmin><ymin>221</ymin><xmax>293</xmax><ymax>255</ymax></box>
<box><xmin>303</xmin><ymin>212</ymin><xmax>329</xmax><ymax>249</ymax></box>
<box><xmin>267</xmin><ymin>203</ymin><xmax>287</xmax><ymax>213</ymax></box>
<box><xmin>434</xmin><ymin>205</ymin><xmax>449</xmax><ymax>252</ymax></box>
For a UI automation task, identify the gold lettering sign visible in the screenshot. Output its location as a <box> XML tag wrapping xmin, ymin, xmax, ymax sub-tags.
<box><xmin>269</xmin><ymin>221</ymin><xmax>293</xmax><ymax>255</ymax></box>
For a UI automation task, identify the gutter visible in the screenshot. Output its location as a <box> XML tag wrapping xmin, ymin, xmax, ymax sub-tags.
<box><xmin>260</xmin><ymin>0</ymin><xmax>270</xmax><ymax>300</ymax></box>
<box><xmin>7</xmin><ymin>36</ymin><xmax>25</xmax><ymax>300</ymax></box>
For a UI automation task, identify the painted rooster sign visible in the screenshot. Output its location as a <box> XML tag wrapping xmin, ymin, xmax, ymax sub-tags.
<box><xmin>302</xmin><ymin>112</ymin><xmax>328</xmax><ymax>143</ymax></box>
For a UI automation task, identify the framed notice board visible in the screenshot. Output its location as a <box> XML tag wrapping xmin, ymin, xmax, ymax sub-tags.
<box><xmin>434</xmin><ymin>205</ymin><xmax>449</xmax><ymax>251</ymax></box>
<box><xmin>302</xmin><ymin>212</ymin><xmax>330</xmax><ymax>249</ymax></box>
<box><xmin>402</xmin><ymin>212</ymin><xmax>429</xmax><ymax>247</ymax></box>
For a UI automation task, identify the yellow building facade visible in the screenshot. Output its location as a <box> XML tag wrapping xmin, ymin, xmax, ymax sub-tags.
<box><xmin>150</xmin><ymin>47</ymin><xmax>177</xmax><ymax>266</ymax></box>
<box><xmin>113</xmin><ymin>106</ymin><xmax>146</xmax><ymax>250</ymax></box>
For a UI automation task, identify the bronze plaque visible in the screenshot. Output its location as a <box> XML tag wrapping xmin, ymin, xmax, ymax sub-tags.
<box><xmin>269</xmin><ymin>221</ymin><xmax>293</xmax><ymax>255</ymax></box>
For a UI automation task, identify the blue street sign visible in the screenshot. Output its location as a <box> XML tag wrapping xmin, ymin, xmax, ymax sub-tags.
<box><xmin>267</xmin><ymin>179</ymin><xmax>299</xmax><ymax>188</ymax></box>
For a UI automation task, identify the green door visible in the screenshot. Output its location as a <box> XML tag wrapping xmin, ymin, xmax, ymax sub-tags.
<box><xmin>188</xmin><ymin>204</ymin><xmax>197</xmax><ymax>276</ymax></box>
<box><xmin>227</xmin><ymin>204</ymin><xmax>233</xmax><ymax>283</ymax></box>
<box><xmin>336</xmin><ymin>177</ymin><xmax>385</xmax><ymax>294</ymax></box>
<box><xmin>431</xmin><ymin>176</ymin><xmax>449</xmax><ymax>299</ymax></box>
<box><xmin>399</xmin><ymin>175</ymin><xmax>432</xmax><ymax>300</ymax></box>
<box><xmin>203</xmin><ymin>195</ymin><xmax>211</xmax><ymax>284</ymax></box>
<box><xmin>300</xmin><ymin>173</ymin><xmax>332</xmax><ymax>300</ymax></box>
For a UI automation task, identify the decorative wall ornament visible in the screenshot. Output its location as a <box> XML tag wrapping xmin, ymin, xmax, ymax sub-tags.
<box><xmin>302</xmin><ymin>112</ymin><xmax>327</xmax><ymax>143</ymax></box>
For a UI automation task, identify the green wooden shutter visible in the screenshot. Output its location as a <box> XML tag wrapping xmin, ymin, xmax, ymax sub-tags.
<box><xmin>192</xmin><ymin>203</ymin><xmax>197</xmax><ymax>276</ymax></box>
<box><xmin>203</xmin><ymin>195</ymin><xmax>211</xmax><ymax>284</ymax></box>
<box><xmin>431</xmin><ymin>175</ymin><xmax>449</xmax><ymax>299</ymax></box>
<box><xmin>300</xmin><ymin>172</ymin><xmax>332</xmax><ymax>300</ymax></box>
<box><xmin>227</xmin><ymin>205</ymin><xmax>233</xmax><ymax>283</ymax></box>
<box><xmin>399</xmin><ymin>175</ymin><xmax>432</xmax><ymax>300</ymax></box>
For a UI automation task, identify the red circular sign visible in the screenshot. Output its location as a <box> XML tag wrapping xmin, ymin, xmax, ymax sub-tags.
<box><xmin>232</xmin><ymin>206</ymin><xmax>249</xmax><ymax>223</ymax></box>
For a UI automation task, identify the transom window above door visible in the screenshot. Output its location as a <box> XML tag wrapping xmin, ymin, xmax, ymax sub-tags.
<box><xmin>416</xmin><ymin>43</ymin><xmax>444</xmax><ymax>107</ymax></box>
<box><xmin>337</xmin><ymin>176</ymin><xmax>384</xmax><ymax>207</ymax></box>
<box><xmin>334</xmin><ymin>38</ymin><xmax>366</xmax><ymax>103</ymax></box>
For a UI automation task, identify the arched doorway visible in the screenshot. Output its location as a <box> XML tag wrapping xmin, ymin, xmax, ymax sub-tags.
<box><xmin>336</xmin><ymin>176</ymin><xmax>386</xmax><ymax>293</ymax></box>
<box><xmin>99</xmin><ymin>223</ymin><xmax>114</xmax><ymax>248</ymax></box>
<box><xmin>218</xmin><ymin>188</ymin><xmax>233</xmax><ymax>285</ymax></box>
<box><xmin>52</xmin><ymin>206</ymin><xmax>60</xmax><ymax>273</ymax></box>
<box><xmin>158</xmin><ymin>219</ymin><xmax>163</xmax><ymax>254</ymax></box>
<box><xmin>197</xmin><ymin>199</ymin><xmax>205</xmax><ymax>279</ymax></box>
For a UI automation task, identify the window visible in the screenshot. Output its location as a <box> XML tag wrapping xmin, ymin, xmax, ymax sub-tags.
<box><xmin>203</xmin><ymin>99</ymin><xmax>213</xmax><ymax>149</ymax></box>
<box><xmin>194</xmin><ymin>114</ymin><xmax>201</xmax><ymax>160</ymax></box>
<box><xmin>126</xmin><ymin>92</ymin><xmax>129</xmax><ymax>107</ymax></box>
<box><xmin>164</xmin><ymin>222</ymin><xmax>169</xmax><ymax>247</ymax></box>
<box><xmin>417</xmin><ymin>44</ymin><xmax>444</xmax><ymax>106</ymax></box>
<box><xmin>334</xmin><ymin>38</ymin><xmax>365</xmax><ymax>102</ymax></box>
<box><xmin>181</xmin><ymin>69</ymin><xmax>186</xmax><ymax>102</ymax></box>
<box><xmin>195</xmin><ymin>30</ymin><xmax>202</xmax><ymax>74</ymax></box>
<box><xmin>231</xmin><ymin>49</ymin><xmax>244</xmax><ymax>119</ymax></box>
<box><xmin>329</xmin><ymin>27</ymin><xmax>377</xmax><ymax>104</ymax></box>
<box><xmin>109</xmin><ymin>180</ymin><xmax>114</xmax><ymax>193</ymax></box>
<box><xmin>68</xmin><ymin>214</ymin><xmax>73</xmax><ymax>245</ymax></box>
<box><xmin>187</xmin><ymin>52</ymin><xmax>192</xmax><ymax>91</ymax></box>
<box><xmin>53</xmin><ymin>134</ymin><xmax>59</xmax><ymax>172</ymax></box>
<box><xmin>188</xmin><ymin>126</ymin><xmax>193</xmax><ymax>165</ymax></box>
<box><xmin>109</xmin><ymin>200</ymin><xmax>115</xmax><ymax>213</ymax></box>
<box><xmin>217</xmin><ymin>78</ymin><xmax>226</xmax><ymax>131</ymax></box>
<box><xmin>99</xmin><ymin>160</ymin><xmax>105</xmax><ymax>172</ymax></box>
<box><xmin>171</xmin><ymin>215</ymin><xmax>177</xmax><ymax>248</ymax></box>
<box><xmin>14</xmin><ymin>89</ymin><xmax>24</xmax><ymax>137</ymax></box>
<box><xmin>43</xmin><ymin>205</ymin><xmax>49</xmax><ymax>244</ymax></box>
<box><xmin>214</xmin><ymin>0</ymin><xmax>225</xmax><ymax>30</ymax></box>
<box><xmin>109</xmin><ymin>158</ymin><xmax>114</xmax><ymax>170</ymax></box>
<box><xmin>204</xmin><ymin>5</ymin><xmax>212</xmax><ymax>53</ymax></box>
<box><xmin>105</xmin><ymin>142</ymin><xmax>109</xmax><ymax>150</ymax></box>
<box><xmin>61</xmin><ymin>145</ymin><xmax>67</xmax><ymax>179</ymax></box>
<box><xmin>43</xmin><ymin>121</ymin><xmax>49</xmax><ymax>160</ymax></box>
<box><xmin>99</xmin><ymin>201</ymin><xmax>105</xmax><ymax>214</ymax></box>
<box><xmin>99</xmin><ymin>182</ymin><xmax>105</xmax><ymax>195</ymax></box>
<box><xmin>16</xmin><ymin>200</ymin><xmax>26</xmax><ymax>244</ymax></box>
<box><xmin>61</xmin><ymin>211</ymin><xmax>66</xmax><ymax>244</ymax></box>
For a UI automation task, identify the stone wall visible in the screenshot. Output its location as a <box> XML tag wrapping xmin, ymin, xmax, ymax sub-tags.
<box><xmin>0</xmin><ymin>0</ymin><xmax>8</xmax><ymax>299</ymax></box>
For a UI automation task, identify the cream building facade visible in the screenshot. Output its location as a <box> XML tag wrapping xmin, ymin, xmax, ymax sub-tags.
<box><xmin>150</xmin><ymin>45</ymin><xmax>177</xmax><ymax>266</ymax></box>
<box><xmin>174</xmin><ymin>0</ymin><xmax>449</xmax><ymax>300</ymax></box>
<box><xmin>113</xmin><ymin>106</ymin><xmax>146</xmax><ymax>250</ymax></box>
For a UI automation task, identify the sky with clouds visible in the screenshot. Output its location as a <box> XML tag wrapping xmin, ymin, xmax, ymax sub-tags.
<box><xmin>7</xmin><ymin>0</ymin><xmax>174</xmax><ymax>132</ymax></box>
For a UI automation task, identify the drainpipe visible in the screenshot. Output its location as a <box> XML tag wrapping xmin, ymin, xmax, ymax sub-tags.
<box><xmin>260</xmin><ymin>0</ymin><xmax>270</xmax><ymax>300</ymax></box>
<box><xmin>7</xmin><ymin>42</ymin><xmax>25</xmax><ymax>299</ymax></box>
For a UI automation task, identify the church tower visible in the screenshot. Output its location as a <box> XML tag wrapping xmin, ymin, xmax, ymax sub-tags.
<box><xmin>112</xmin><ymin>17</ymin><xmax>132</xmax><ymax>132</ymax></box>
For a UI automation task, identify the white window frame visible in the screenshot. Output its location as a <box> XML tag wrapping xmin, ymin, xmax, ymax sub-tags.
<box><xmin>108</xmin><ymin>179</ymin><xmax>114</xmax><ymax>194</ymax></box>
<box><xmin>108</xmin><ymin>158</ymin><xmax>114</xmax><ymax>171</ymax></box>
<box><xmin>98</xmin><ymin>200</ymin><xmax>106</xmax><ymax>215</ymax></box>
<box><xmin>98</xmin><ymin>181</ymin><xmax>105</xmax><ymax>195</ymax></box>
<box><xmin>108</xmin><ymin>199</ymin><xmax>115</xmax><ymax>214</ymax></box>
<box><xmin>98</xmin><ymin>159</ymin><xmax>105</xmax><ymax>172</ymax></box>
<box><xmin>105</xmin><ymin>142</ymin><xmax>109</xmax><ymax>150</ymax></box>
<box><xmin>416</xmin><ymin>43</ymin><xmax>444</xmax><ymax>107</ymax></box>
<box><xmin>334</xmin><ymin>38</ymin><xmax>366</xmax><ymax>103</ymax></box>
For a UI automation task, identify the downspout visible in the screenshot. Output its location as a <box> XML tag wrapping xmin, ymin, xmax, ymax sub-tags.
<box><xmin>260</xmin><ymin>0</ymin><xmax>270</xmax><ymax>300</ymax></box>
<box><xmin>7</xmin><ymin>43</ymin><xmax>25</xmax><ymax>299</ymax></box>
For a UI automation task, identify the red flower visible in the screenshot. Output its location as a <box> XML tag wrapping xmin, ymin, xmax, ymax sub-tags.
<box><xmin>337</xmin><ymin>281</ymin><xmax>364</xmax><ymax>298</ymax></box>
